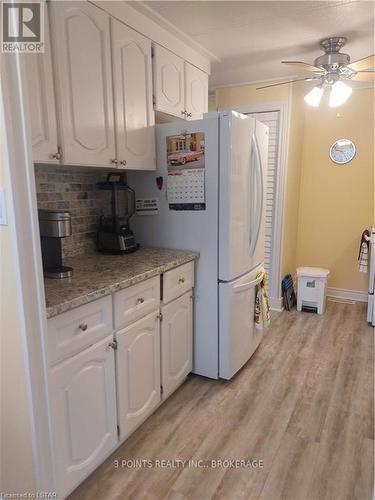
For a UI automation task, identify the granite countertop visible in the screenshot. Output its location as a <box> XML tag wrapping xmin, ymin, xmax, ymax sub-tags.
<box><xmin>44</xmin><ymin>247</ymin><xmax>199</xmax><ymax>319</ymax></box>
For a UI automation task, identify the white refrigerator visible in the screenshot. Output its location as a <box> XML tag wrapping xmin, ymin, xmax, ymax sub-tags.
<box><xmin>128</xmin><ymin>111</ymin><xmax>269</xmax><ymax>379</ymax></box>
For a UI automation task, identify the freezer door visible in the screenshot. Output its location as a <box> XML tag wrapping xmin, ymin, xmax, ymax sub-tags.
<box><xmin>219</xmin><ymin>112</ymin><xmax>268</xmax><ymax>281</ymax></box>
<box><xmin>219</xmin><ymin>265</ymin><xmax>264</xmax><ymax>379</ymax></box>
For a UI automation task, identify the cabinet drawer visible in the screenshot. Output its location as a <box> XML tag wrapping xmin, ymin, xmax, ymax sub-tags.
<box><xmin>162</xmin><ymin>261</ymin><xmax>194</xmax><ymax>304</ymax></box>
<box><xmin>47</xmin><ymin>296</ymin><xmax>113</xmax><ymax>365</ymax></box>
<box><xmin>114</xmin><ymin>276</ymin><xmax>160</xmax><ymax>330</ymax></box>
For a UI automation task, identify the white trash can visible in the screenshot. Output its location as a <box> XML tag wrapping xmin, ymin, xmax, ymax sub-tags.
<box><xmin>296</xmin><ymin>267</ymin><xmax>330</xmax><ymax>315</ymax></box>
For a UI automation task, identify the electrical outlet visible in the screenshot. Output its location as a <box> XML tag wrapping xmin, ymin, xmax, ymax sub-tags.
<box><xmin>0</xmin><ymin>188</ymin><xmax>8</xmax><ymax>226</ymax></box>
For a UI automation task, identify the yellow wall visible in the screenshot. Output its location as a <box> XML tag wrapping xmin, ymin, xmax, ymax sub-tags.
<box><xmin>281</xmin><ymin>82</ymin><xmax>305</xmax><ymax>279</ymax></box>
<box><xmin>216</xmin><ymin>82</ymin><xmax>289</xmax><ymax>109</ymax></box>
<box><xmin>296</xmin><ymin>87</ymin><xmax>374</xmax><ymax>291</ymax></box>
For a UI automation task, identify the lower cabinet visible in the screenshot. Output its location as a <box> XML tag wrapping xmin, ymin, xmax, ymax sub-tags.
<box><xmin>49</xmin><ymin>335</ymin><xmax>118</xmax><ymax>497</ymax></box>
<box><xmin>161</xmin><ymin>292</ymin><xmax>193</xmax><ymax>399</ymax></box>
<box><xmin>116</xmin><ymin>311</ymin><xmax>161</xmax><ymax>440</ymax></box>
<box><xmin>47</xmin><ymin>262</ymin><xmax>195</xmax><ymax>496</ymax></box>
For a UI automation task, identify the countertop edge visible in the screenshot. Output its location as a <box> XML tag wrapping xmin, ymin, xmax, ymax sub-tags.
<box><xmin>45</xmin><ymin>253</ymin><xmax>198</xmax><ymax>319</ymax></box>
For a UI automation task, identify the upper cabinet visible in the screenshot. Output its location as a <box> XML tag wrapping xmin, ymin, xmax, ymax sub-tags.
<box><xmin>25</xmin><ymin>2</ymin><xmax>209</xmax><ymax>168</ymax></box>
<box><xmin>185</xmin><ymin>62</ymin><xmax>208</xmax><ymax>121</ymax></box>
<box><xmin>152</xmin><ymin>44</ymin><xmax>185</xmax><ymax>119</ymax></box>
<box><xmin>49</xmin><ymin>2</ymin><xmax>116</xmax><ymax>167</ymax></box>
<box><xmin>24</xmin><ymin>9</ymin><xmax>59</xmax><ymax>163</ymax></box>
<box><xmin>153</xmin><ymin>45</ymin><xmax>208</xmax><ymax>120</ymax></box>
<box><xmin>111</xmin><ymin>19</ymin><xmax>155</xmax><ymax>170</ymax></box>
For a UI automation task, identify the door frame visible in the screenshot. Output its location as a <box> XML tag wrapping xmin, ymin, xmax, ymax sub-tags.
<box><xmin>220</xmin><ymin>100</ymin><xmax>289</xmax><ymax>310</ymax></box>
<box><xmin>2</xmin><ymin>55</ymin><xmax>56</xmax><ymax>490</ymax></box>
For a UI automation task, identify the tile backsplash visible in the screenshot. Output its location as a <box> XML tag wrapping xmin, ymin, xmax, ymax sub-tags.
<box><xmin>34</xmin><ymin>165</ymin><xmax>113</xmax><ymax>257</ymax></box>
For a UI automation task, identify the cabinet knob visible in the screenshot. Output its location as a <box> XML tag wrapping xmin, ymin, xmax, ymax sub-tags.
<box><xmin>111</xmin><ymin>159</ymin><xmax>119</xmax><ymax>165</ymax></box>
<box><xmin>51</xmin><ymin>147</ymin><xmax>63</xmax><ymax>160</ymax></box>
<box><xmin>178</xmin><ymin>277</ymin><xmax>185</xmax><ymax>284</ymax></box>
<box><xmin>136</xmin><ymin>297</ymin><xmax>145</xmax><ymax>304</ymax></box>
<box><xmin>120</xmin><ymin>160</ymin><xmax>127</xmax><ymax>167</ymax></box>
<box><xmin>78</xmin><ymin>323</ymin><xmax>88</xmax><ymax>331</ymax></box>
<box><xmin>186</xmin><ymin>112</ymin><xmax>192</xmax><ymax>118</ymax></box>
<box><xmin>107</xmin><ymin>340</ymin><xmax>118</xmax><ymax>351</ymax></box>
<box><xmin>181</xmin><ymin>110</ymin><xmax>187</xmax><ymax>116</ymax></box>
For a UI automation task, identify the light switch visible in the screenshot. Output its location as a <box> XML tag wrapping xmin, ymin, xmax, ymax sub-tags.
<box><xmin>0</xmin><ymin>188</ymin><xmax>8</xmax><ymax>226</ymax></box>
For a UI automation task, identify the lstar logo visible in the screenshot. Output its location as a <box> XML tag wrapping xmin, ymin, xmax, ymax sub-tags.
<box><xmin>1</xmin><ymin>1</ymin><xmax>45</xmax><ymax>53</ymax></box>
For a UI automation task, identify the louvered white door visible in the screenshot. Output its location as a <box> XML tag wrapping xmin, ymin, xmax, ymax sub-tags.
<box><xmin>50</xmin><ymin>2</ymin><xmax>115</xmax><ymax>166</ymax></box>
<box><xmin>247</xmin><ymin>111</ymin><xmax>280</xmax><ymax>296</ymax></box>
<box><xmin>111</xmin><ymin>19</ymin><xmax>155</xmax><ymax>170</ymax></box>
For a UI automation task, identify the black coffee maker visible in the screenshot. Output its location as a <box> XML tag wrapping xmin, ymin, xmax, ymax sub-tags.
<box><xmin>96</xmin><ymin>173</ymin><xmax>138</xmax><ymax>254</ymax></box>
<box><xmin>38</xmin><ymin>209</ymin><xmax>73</xmax><ymax>278</ymax></box>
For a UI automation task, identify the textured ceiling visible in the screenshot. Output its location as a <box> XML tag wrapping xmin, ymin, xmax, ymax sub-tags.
<box><xmin>142</xmin><ymin>0</ymin><xmax>375</xmax><ymax>88</ymax></box>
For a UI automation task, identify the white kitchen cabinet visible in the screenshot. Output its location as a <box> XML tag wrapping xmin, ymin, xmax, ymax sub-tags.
<box><xmin>49</xmin><ymin>2</ymin><xmax>116</xmax><ymax>166</ymax></box>
<box><xmin>161</xmin><ymin>291</ymin><xmax>193</xmax><ymax>399</ymax></box>
<box><xmin>111</xmin><ymin>19</ymin><xmax>155</xmax><ymax>170</ymax></box>
<box><xmin>24</xmin><ymin>10</ymin><xmax>59</xmax><ymax>163</ymax></box>
<box><xmin>185</xmin><ymin>62</ymin><xmax>208</xmax><ymax>120</ymax></box>
<box><xmin>50</xmin><ymin>335</ymin><xmax>117</xmax><ymax>497</ymax></box>
<box><xmin>153</xmin><ymin>44</ymin><xmax>185</xmax><ymax>119</ymax></box>
<box><xmin>116</xmin><ymin>311</ymin><xmax>161</xmax><ymax>440</ymax></box>
<box><xmin>153</xmin><ymin>45</ymin><xmax>208</xmax><ymax>120</ymax></box>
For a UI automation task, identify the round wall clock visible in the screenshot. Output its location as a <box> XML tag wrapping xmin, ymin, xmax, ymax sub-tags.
<box><xmin>329</xmin><ymin>139</ymin><xmax>356</xmax><ymax>164</ymax></box>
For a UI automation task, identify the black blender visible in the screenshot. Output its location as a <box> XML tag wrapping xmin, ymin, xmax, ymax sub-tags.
<box><xmin>96</xmin><ymin>173</ymin><xmax>138</xmax><ymax>254</ymax></box>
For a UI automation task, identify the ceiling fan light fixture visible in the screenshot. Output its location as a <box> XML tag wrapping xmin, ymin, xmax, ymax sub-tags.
<box><xmin>329</xmin><ymin>81</ymin><xmax>352</xmax><ymax>107</ymax></box>
<box><xmin>304</xmin><ymin>86</ymin><xmax>324</xmax><ymax>107</ymax></box>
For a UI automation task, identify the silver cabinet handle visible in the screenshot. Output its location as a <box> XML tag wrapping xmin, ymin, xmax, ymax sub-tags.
<box><xmin>111</xmin><ymin>159</ymin><xmax>119</xmax><ymax>166</ymax></box>
<box><xmin>181</xmin><ymin>110</ymin><xmax>187</xmax><ymax>116</ymax></box>
<box><xmin>178</xmin><ymin>277</ymin><xmax>185</xmax><ymax>284</ymax></box>
<box><xmin>186</xmin><ymin>112</ymin><xmax>192</xmax><ymax>118</ymax></box>
<box><xmin>107</xmin><ymin>340</ymin><xmax>117</xmax><ymax>350</ymax></box>
<box><xmin>120</xmin><ymin>160</ymin><xmax>127</xmax><ymax>167</ymax></box>
<box><xmin>51</xmin><ymin>147</ymin><xmax>63</xmax><ymax>160</ymax></box>
<box><xmin>79</xmin><ymin>323</ymin><xmax>88</xmax><ymax>331</ymax></box>
<box><xmin>136</xmin><ymin>297</ymin><xmax>145</xmax><ymax>304</ymax></box>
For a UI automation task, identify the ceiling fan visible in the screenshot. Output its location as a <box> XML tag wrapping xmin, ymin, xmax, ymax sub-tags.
<box><xmin>257</xmin><ymin>37</ymin><xmax>375</xmax><ymax>107</ymax></box>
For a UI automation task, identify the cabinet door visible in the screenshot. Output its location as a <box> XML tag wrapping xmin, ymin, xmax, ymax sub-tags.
<box><xmin>185</xmin><ymin>62</ymin><xmax>208</xmax><ymax>120</ymax></box>
<box><xmin>111</xmin><ymin>19</ymin><xmax>155</xmax><ymax>171</ymax></box>
<box><xmin>50</xmin><ymin>2</ymin><xmax>115</xmax><ymax>166</ymax></box>
<box><xmin>161</xmin><ymin>292</ymin><xmax>192</xmax><ymax>399</ymax></box>
<box><xmin>116</xmin><ymin>312</ymin><xmax>160</xmax><ymax>440</ymax></box>
<box><xmin>153</xmin><ymin>45</ymin><xmax>185</xmax><ymax>119</ymax></box>
<box><xmin>24</xmin><ymin>9</ymin><xmax>59</xmax><ymax>163</ymax></box>
<box><xmin>50</xmin><ymin>336</ymin><xmax>117</xmax><ymax>497</ymax></box>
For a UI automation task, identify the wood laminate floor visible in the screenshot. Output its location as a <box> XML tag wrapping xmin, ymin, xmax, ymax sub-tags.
<box><xmin>69</xmin><ymin>301</ymin><xmax>374</xmax><ymax>500</ymax></box>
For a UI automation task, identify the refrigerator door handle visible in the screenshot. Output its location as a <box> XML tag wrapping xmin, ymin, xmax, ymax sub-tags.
<box><xmin>249</xmin><ymin>133</ymin><xmax>264</xmax><ymax>256</ymax></box>
<box><xmin>233</xmin><ymin>274</ymin><xmax>263</xmax><ymax>293</ymax></box>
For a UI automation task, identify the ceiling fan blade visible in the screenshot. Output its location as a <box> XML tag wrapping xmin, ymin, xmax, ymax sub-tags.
<box><xmin>351</xmin><ymin>71</ymin><xmax>375</xmax><ymax>82</ymax></box>
<box><xmin>348</xmin><ymin>54</ymin><xmax>375</xmax><ymax>71</ymax></box>
<box><xmin>256</xmin><ymin>77</ymin><xmax>320</xmax><ymax>90</ymax></box>
<box><xmin>281</xmin><ymin>61</ymin><xmax>324</xmax><ymax>73</ymax></box>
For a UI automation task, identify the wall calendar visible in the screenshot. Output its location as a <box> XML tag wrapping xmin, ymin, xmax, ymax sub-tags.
<box><xmin>166</xmin><ymin>132</ymin><xmax>206</xmax><ymax>211</ymax></box>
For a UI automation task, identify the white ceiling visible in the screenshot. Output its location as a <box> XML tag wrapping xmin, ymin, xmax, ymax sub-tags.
<box><xmin>141</xmin><ymin>0</ymin><xmax>375</xmax><ymax>89</ymax></box>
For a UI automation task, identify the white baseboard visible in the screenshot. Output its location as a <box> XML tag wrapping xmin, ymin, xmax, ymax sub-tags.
<box><xmin>269</xmin><ymin>296</ymin><xmax>284</xmax><ymax>312</ymax></box>
<box><xmin>327</xmin><ymin>287</ymin><xmax>368</xmax><ymax>303</ymax></box>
